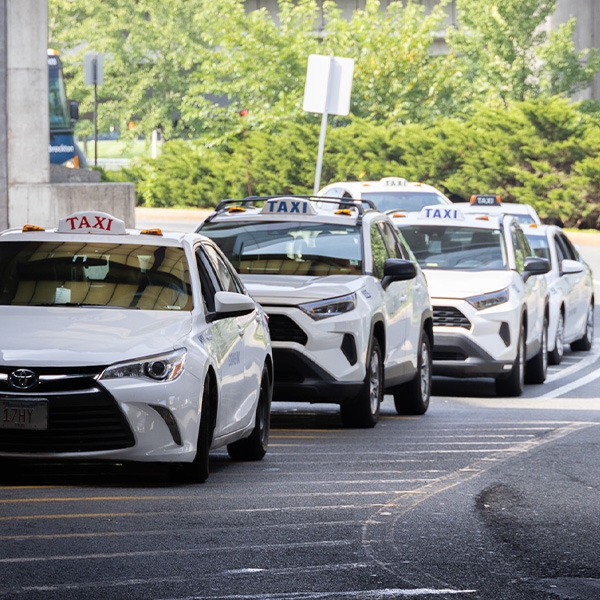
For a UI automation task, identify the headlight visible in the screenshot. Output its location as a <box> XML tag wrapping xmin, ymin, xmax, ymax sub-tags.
<box><xmin>299</xmin><ymin>293</ymin><xmax>356</xmax><ymax>320</ymax></box>
<box><xmin>99</xmin><ymin>348</ymin><xmax>186</xmax><ymax>382</ymax></box>
<box><xmin>465</xmin><ymin>287</ymin><xmax>509</xmax><ymax>311</ymax></box>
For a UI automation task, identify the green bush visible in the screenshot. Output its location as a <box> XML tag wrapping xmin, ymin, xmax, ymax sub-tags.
<box><xmin>110</xmin><ymin>98</ymin><xmax>600</xmax><ymax>228</ymax></box>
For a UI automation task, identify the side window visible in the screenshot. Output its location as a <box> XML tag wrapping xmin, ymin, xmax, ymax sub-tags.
<box><xmin>517</xmin><ymin>229</ymin><xmax>534</xmax><ymax>258</ymax></box>
<box><xmin>195</xmin><ymin>246</ymin><xmax>222</xmax><ymax>313</ymax></box>
<box><xmin>511</xmin><ymin>226</ymin><xmax>525</xmax><ymax>273</ymax></box>
<box><xmin>378</xmin><ymin>221</ymin><xmax>407</xmax><ymax>259</ymax></box>
<box><xmin>370</xmin><ymin>221</ymin><xmax>392</xmax><ymax>279</ymax></box>
<box><xmin>203</xmin><ymin>243</ymin><xmax>244</xmax><ymax>294</ymax></box>
<box><xmin>556</xmin><ymin>233</ymin><xmax>578</xmax><ymax>261</ymax></box>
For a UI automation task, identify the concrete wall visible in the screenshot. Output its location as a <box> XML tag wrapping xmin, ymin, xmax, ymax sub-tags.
<box><xmin>0</xmin><ymin>0</ymin><xmax>8</xmax><ymax>231</ymax></box>
<box><xmin>8</xmin><ymin>182</ymin><xmax>136</xmax><ymax>230</ymax></box>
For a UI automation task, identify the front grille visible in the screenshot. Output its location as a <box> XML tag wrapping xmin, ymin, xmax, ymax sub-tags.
<box><xmin>433</xmin><ymin>306</ymin><xmax>471</xmax><ymax>329</ymax></box>
<box><xmin>266</xmin><ymin>314</ymin><xmax>308</xmax><ymax>345</ymax></box>
<box><xmin>0</xmin><ymin>365</ymin><xmax>135</xmax><ymax>453</ymax></box>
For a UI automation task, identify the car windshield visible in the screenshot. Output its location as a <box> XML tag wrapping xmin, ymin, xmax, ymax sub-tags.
<box><xmin>0</xmin><ymin>241</ymin><xmax>193</xmax><ymax>310</ymax></box>
<box><xmin>399</xmin><ymin>225</ymin><xmax>508</xmax><ymax>271</ymax></box>
<box><xmin>200</xmin><ymin>221</ymin><xmax>363</xmax><ymax>276</ymax></box>
<box><xmin>361</xmin><ymin>191</ymin><xmax>448</xmax><ymax>213</ymax></box>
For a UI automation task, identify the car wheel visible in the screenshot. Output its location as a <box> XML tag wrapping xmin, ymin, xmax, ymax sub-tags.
<box><xmin>393</xmin><ymin>332</ymin><xmax>431</xmax><ymax>416</ymax></box>
<box><xmin>227</xmin><ymin>365</ymin><xmax>271</xmax><ymax>461</ymax></box>
<box><xmin>340</xmin><ymin>337</ymin><xmax>383</xmax><ymax>428</ymax></box>
<box><xmin>525</xmin><ymin>315</ymin><xmax>548</xmax><ymax>384</ymax></box>
<box><xmin>570</xmin><ymin>302</ymin><xmax>594</xmax><ymax>351</ymax></box>
<box><xmin>548</xmin><ymin>311</ymin><xmax>564</xmax><ymax>365</ymax></box>
<box><xmin>172</xmin><ymin>374</ymin><xmax>214</xmax><ymax>484</ymax></box>
<box><xmin>495</xmin><ymin>323</ymin><xmax>525</xmax><ymax>397</ymax></box>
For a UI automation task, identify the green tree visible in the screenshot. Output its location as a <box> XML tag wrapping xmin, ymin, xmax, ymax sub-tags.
<box><xmin>49</xmin><ymin>0</ymin><xmax>209</xmax><ymax>141</ymax></box>
<box><xmin>447</xmin><ymin>0</ymin><xmax>600</xmax><ymax>105</ymax></box>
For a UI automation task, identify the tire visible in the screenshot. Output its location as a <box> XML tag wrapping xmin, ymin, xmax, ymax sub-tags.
<box><xmin>495</xmin><ymin>323</ymin><xmax>525</xmax><ymax>397</ymax></box>
<box><xmin>340</xmin><ymin>337</ymin><xmax>383</xmax><ymax>428</ymax></box>
<box><xmin>172</xmin><ymin>374</ymin><xmax>214</xmax><ymax>484</ymax></box>
<box><xmin>227</xmin><ymin>366</ymin><xmax>271</xmax><ymax>461</ymax></box>
<box><xmin>393</xmin><ymin>332</ymin><xmax>432</xmax><ymax>416</ymax></box>
<box><xmin>571</xmin><ymin>302</ymin><xmax>594</xmax><ymax>351</ymax></box>
<box><xmin>548</xmin><ymin>310</ymin><xmax>564</xmax><ymax>365</ymax></box>
<box><xmin>525</xmin><ymin>315</ymin><xmax>548</xmax><ymax>384</ymax></box>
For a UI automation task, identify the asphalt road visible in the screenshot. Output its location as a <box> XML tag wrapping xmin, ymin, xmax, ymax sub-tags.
<box><xmin>1</xmin><ymin>210</ymin><xmax>599</xmax><ymax>600</ymax></box>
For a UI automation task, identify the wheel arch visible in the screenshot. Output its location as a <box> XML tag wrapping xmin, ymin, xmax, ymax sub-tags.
<box><xmin>370</xmin><ymin>316</ymin><xmax>386</xmax><ymax>356</ymax></box>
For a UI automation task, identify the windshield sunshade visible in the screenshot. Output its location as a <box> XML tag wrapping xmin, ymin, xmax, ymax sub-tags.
<box><xmin>0</xmin><ymin>241</ymin><xmax>193</xmax><ymax>310</ymax></box>
<box><xmin>401</xmin><ymin>226</ymin><xmax>508</xmax><ymax>271</ymax></box>
<box><xmin>201</xmin><ymin>221</ymin><xmax>363</xmax><ymax>276</ymax></box>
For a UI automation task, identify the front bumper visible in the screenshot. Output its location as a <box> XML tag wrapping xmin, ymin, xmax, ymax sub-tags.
<box><xmin>0</xmin><ymin>364</ymin><xmax>202</xmax><ymax>463</ymax></box>
<box><xmin>431</xmin><ymin>299</ymin><xmax>521</xmax><ymax>379</ymax></box>
<box><xmin>271</xmin><ymin>348</ymin><xmax>363</xmax><ymax>403</ymax></box>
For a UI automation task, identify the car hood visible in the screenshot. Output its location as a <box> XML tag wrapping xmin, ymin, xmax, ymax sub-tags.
<box><xmin>423</xmin><ymin>270</ymin><xmax>514</xmax><ymax>300</ymax></box>
<box><xmin>241</xmin><ymin>274</ymin><xmax>364</xmax><ymax>306</ymax></box>
<box><xmin>0</xmin><ymin>307</ymin><xmax>192</xmax><ymax>366</ymax></box>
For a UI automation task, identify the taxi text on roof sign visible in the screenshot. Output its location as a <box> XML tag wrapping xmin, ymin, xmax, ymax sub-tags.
<box><xmin>419</xmin><ymin>206</ymin><xmax>465</xmax><ymax>220</ymax></box>
<box><xmin>380</xmin><ymin>177</ymin><xmax>408</xmax><ymax>187</ymax></box>
<box><xmin>471</xmin><ymin>194</ymin><xmax>501</xmax><ymax>206</ymax></box>
<box><xmin>57</xmin><ymin>211</ymin><xmax>127</xmax><ymax>235</ymax></box>
<box><xmin>260</xmin><ymin>198</ymin><xmax>318</xmax><ymax>216</ymax></box>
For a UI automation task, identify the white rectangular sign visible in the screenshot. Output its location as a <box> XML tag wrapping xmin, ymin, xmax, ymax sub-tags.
<box><xmin>303</xmin><ymin>54</ymin><xmax>354</xmax><ymax>116</ymax></box>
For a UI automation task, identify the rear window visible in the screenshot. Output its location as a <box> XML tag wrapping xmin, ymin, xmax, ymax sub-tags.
<box><xmin>200</xmin><ymin>221</ymin><xmax>363</xmax><ymax>276</ymax></box>
<box><xmin>0</xmin><ymin>241</ymin><xmax>192</xmax><ymax>310</ymax></box>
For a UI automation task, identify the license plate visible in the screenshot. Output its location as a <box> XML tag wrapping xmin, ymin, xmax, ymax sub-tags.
<box><xmin>0</xmin><ymin>398</ymin><xmax>48</xmax><ymax>430</ymax></box>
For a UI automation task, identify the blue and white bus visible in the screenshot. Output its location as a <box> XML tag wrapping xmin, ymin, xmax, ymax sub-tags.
<box><xmin>48</xmin><ymin>49</ymin><xmax>85</xmax><ymax>168</ymax></box>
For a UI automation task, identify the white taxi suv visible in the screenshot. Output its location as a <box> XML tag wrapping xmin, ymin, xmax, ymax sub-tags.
<box><xmin>318</xmin><ymin>177</ymin><xmax>453</xmax><ymax>213</ymax></box>
<box><xmin>460</xmin><ymin>194</ymin><xmax>542</xmax><ymax>225</ymax></box>
<box><xmin>392</xmin><ymin>205</ymin><xmax>550</xmax><ymax>397</ymax></box>
<box><xmin>0</xmin><ymin>211</ymin><xmax>273</xmax><ymax>483</ymax></box>
<box><xmin>197</xmin><ymin>196</ymin><xmax>433</xmax><ymax>427</ymax></box>
<box><xmin>524</xmin><ymin>224</ymin><xmax>594</xmax><ymax>364</ymax></box>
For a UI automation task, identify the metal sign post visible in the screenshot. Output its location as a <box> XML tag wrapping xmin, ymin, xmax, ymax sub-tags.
<box><xmin>303</xmin><ymin>55</ymin><xmax>354</xmax><ymax>194</ymax></box>
<box><xmin>84</xmin><ymin>53</ymin><xmax>104</xmax><ymax>167</ymax></box>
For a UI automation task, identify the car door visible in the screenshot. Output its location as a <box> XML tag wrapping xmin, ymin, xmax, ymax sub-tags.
<box><xmin>555</xmin><ymin>232</ymin><xmax>589</xmax><ymax>336</ymax></box>
<box><xmin>511</xmin><ymin>223</ymin><xmax>544</xmax><ymax>357</ymax></box>
<box><xmin>200</xmin><ymin>242</ymin><xmax>264</xmax><ymax>434</ymax></box>
<box><xmin>196</xmin><ymin>243</ymin><xmax>250</xmax><ymax>438</ymax></box>
<box><xmin>370</xmin><ymin>219</ymin><xmax>410</xmax><ymax>379</ymax></box>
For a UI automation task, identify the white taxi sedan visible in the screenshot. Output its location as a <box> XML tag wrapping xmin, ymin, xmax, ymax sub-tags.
<box><xmin>198</xmin><ymin>196</ymin><xmax>433</xmax><ymax>427</ymax></box>
<box><xmin>392</xmin><ymin>205</ymin><xmax>550</xmax><ymax>396</ymax></box>
<box><xmin>318</xmin><ymin>177</ymin><xmax>453</xmax><ymax>213</ymax></box>
<box><xmin>524</xmin><ymin>224</ymin><xmax>594</xmax><ymax>364</ymax></box>
<box><xmin>0</xmin><ymin>211</ymin><xmax>273</xmax><ymax>483</ymax></box>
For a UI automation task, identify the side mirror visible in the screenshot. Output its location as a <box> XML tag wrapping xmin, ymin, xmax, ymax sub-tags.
<box><xmin>523</xmin><ymin>256</ymin><xmax>550</xmax><ymax>279</ymax></box>
<box><xmin>381</xmin><ymin>258</ymin><xmax>417</xmax><ymax>289</ymax></box>
<box><xmin>69</xmin><ymin>101</ymin><xmax>79</xmax><ymax>121</ymax></box>
<box><xmin>560</xmin><ymin>259</ymin><xmax>584</xmax><ymax>275</ymax></box>
<box><xmin>206</xmin><ymin>290</ymin><xmax>256</xmax><ymax>322</ymax></box>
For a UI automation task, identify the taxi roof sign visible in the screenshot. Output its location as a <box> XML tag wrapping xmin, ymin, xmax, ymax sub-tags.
<box><xmin>260</xmin><ymin>197</ymin><xmax>318</xmax><ymax>216</ymax></box>
<box><xmin>418</xmin><ymin>206</ymin><xmax>465</xmax><ymax>221</ymax></box>
<box><xmin>380</xmin><ymin>177</ymin><xmax>408</xmax><ymax>187</ymax></box>
<box><xmin>470</xmin><ymin>194</ymin><xmax>502</xmax><ymax>206</ymax></box>
<box><xmin>57</xmin><ymin>211</ymin><xmax>127</xmax><ymax>235</ymax></box>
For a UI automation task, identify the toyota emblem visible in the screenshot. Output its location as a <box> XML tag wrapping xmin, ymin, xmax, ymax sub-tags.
<box><xmin>8</xmin><ymin>368</ymin><xmax>39</xmax><ymax>391</ymax></box>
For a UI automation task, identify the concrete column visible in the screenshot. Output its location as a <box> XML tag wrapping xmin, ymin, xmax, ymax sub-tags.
<box><xmin>0</xmin><ymin>0</ymin><xmax>7</xmax><ymax>231</ymax></box>
<box><xmin>7</xmin><ymin>0</ymin><xmax>49</xmax><ymax>186</ymax></box>
<box><xmin>551</xmin><ymin>0</ymin><xmax>600</xmax><ymax>101</ymax></box>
